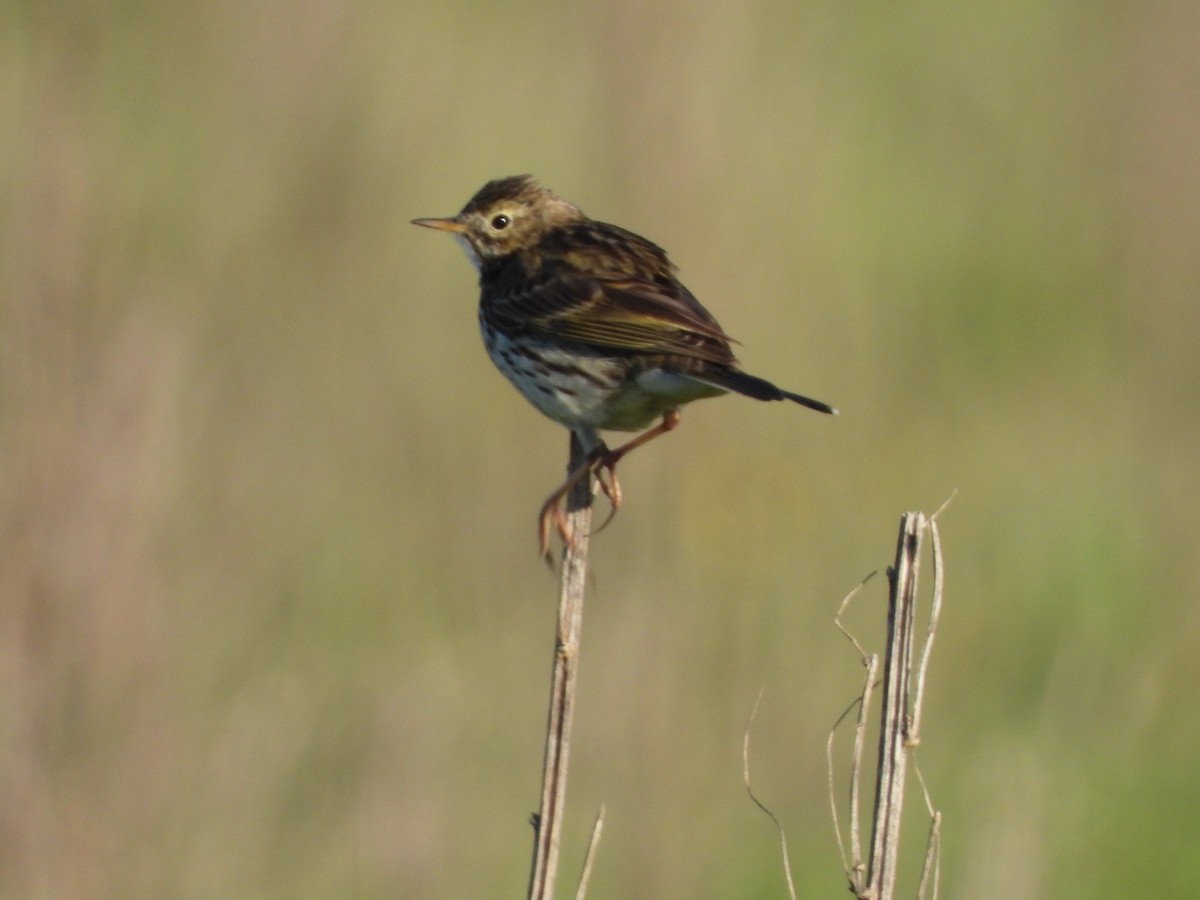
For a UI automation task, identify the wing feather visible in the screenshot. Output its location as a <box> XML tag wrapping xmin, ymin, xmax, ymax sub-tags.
<box><xmin>520</xmin><ymin>275</ymin><xmax>738</xmax><ymax>366</ymax></box>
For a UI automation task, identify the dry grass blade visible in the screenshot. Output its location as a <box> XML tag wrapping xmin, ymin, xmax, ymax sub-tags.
<box><xmin>743</xmin><ymin>688</ymin><xmax>797</xmax><ymax>900</ymax></box>
<box><xmin>573</xmin><ymin>804</ymin><xmax>606</xmax><ymax>900</ymax></box>
<box><xmin>829</xmin><ymin>572</ymin><xmax>880</xmax><ymax>892</ymax></box>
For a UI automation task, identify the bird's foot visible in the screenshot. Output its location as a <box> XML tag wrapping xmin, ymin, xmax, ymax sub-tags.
<box><xmin>537</xmin><ymin>447</ymin><xmax>606</xmax><ymax>561</ymax></box>
<box><xmin>535</xmin><ymin>412</ymin><xmax>682</xmax><ymax>559</ymax></box>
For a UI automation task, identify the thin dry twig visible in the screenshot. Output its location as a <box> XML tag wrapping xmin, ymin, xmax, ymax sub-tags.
<box><xmin>527</xmin><ymin>433</ymin><xmax>595</xmax><ymax>900</ymax></box>
<box><xmin>909</xmin><ymin>511</ymin><xmax>946</xmax><ymax>743</ymax></box>
<box><xmin>835</xmin><ymin>571</ymin><xmax>879</xmax><ymax>658</ymax></box>
<box><xmin>827</xmin><ymin>694</ymin><xmax>861</xmax><ymax>879</ymax></box>
<box><xmin>849</xmin><ymin>652</ymin><xmax>880</xmax><ymax>885</ymax></box>
<box><xmin>914</xmin><ymin>768</ymin><xmax>942</xmax><ymax>900</ymax></box>
<box><xmin>743</xmin><ymin>688</ymin><xmax>798</xmax><ymax>900</ymax></box>
<box><xmin>911</xmin><ymin>510</ymin><xmax>947</xmax><ymax>900</ymax></box>
<box><xmin>574</xmin><ymin>805</ymin><xmax>606</xmax><ymax>900</ymax></box>
<box><xmin>827</xmin><ymin>572</ymin><xmax>881</xmax><ymax>886</ymax></box>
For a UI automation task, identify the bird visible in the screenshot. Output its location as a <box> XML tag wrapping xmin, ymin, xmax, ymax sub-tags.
<box><xmin>412</xmin><ymin>175</ymin><xmax>835</xmax><ymax>557</ymax></box>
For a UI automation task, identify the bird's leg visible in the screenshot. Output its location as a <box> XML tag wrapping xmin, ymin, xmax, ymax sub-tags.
<box><xmin>538</xmin><ymin>444</ymin><xmax>606</xmax><ymax>559</ymax></box>
<box><xmin>601</xmin><ymin>409</ymin><xmax>682</xmax><ymax>470</ymax></box>
<box><xmin>589</xmin><ymin>410</ymin><xmax>681</xmax><ymax>535</ymax></box>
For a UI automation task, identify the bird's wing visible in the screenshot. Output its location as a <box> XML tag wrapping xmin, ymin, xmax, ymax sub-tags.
<box><xmin>518</xmin><ymin>274</ymin><xmax>740</xmax><ymax>366</ymax></box>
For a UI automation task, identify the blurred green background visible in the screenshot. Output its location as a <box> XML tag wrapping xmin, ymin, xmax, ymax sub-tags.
<box><xmin>3</xmin><ymin>1</ymin><xmax>1198</xmax><ymax>897</ymax></box>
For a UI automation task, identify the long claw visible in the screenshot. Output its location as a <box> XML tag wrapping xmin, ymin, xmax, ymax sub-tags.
<box><xmin>593</xmin><ymin>458</ymin><xmax>622</xmax><ymax>508</ymax></box>
<box><xmin>589</xmin><ymin>455</ymin><xmax>623</xmax><ymax>536</ymax></box>
<box><xmin>537</xmin><ymin>496</ymin><xmax>566</xmax><ymax>561</ymax></box>
<box><xmin>590</xmin><ymin>500</ymin><xmax>620</xmax><ymax>536</ymax></box>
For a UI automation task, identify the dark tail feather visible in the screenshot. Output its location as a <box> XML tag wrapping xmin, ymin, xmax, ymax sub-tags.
<box><xmin>779</xmin><ymin>388</ymin><xmax>838</xmax><ymax>415</ymax></box>
<box><xmin>695</xmin><ymin>369</ymin><xmax>838</xmax><ymax>415</ymax></box>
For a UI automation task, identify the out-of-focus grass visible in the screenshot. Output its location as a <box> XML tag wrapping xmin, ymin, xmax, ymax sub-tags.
<box><xmin>2</xmin><ymin>2</ymin><xmax>1197</xmax><ymax>897</ymax></box>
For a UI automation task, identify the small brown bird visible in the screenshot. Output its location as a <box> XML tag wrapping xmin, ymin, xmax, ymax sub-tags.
<box><xmin>413</xmin><ymin>175</ymin><xmax>835</xmax><ymax>556</ymax></box>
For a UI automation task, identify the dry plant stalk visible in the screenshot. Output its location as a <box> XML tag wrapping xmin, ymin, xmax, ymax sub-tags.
<box><xmin>829</xmin><ymin>509</ymin><xmax>946</xmax><ymax>900</ymax></box>
<box><xmin>527</xmin><ymin>433</ymin><xmax>597</xmax><ymax>900</ymax></box>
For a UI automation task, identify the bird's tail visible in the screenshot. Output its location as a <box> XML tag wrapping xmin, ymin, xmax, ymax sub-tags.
<box><xmin>695</xmin><ymin>369</ymin><xmax>837</xmax><ymax>415</ymax></box>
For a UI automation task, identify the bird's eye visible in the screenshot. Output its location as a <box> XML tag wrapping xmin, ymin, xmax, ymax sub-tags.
<box><xmin>490</xmin><ymin>214</ymin><xmax>511</xmax><ymax>230</ymax></box>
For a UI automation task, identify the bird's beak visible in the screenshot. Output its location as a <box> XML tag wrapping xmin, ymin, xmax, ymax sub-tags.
<box><xmin>411</xmin><ymin>216</ymin><xmax>466</xmax><ymax>234</ymax></box>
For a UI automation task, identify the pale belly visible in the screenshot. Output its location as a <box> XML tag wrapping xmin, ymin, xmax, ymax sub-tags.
<box><xmin>483</xmin><ymin>329</ymin><xmax>724</xmax><ymax>432</ymax></box>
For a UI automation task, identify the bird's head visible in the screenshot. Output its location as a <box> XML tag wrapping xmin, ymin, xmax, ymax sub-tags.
<box><xmin>412</xmin><ymin>175</ymin><xmax>584</xmax><ymax>268</ymax></box>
